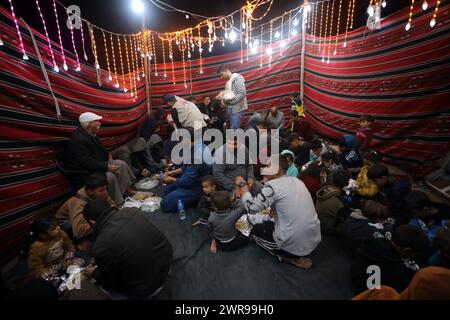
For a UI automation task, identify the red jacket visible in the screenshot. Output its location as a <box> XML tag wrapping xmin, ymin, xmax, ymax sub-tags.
<box><xmin>301</xmin><ymin>176</ymin><xmax>321</xmax><ymax>204</ymax></box>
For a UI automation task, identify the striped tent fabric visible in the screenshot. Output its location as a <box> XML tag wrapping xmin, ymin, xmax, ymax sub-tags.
<box><xmin>0</xmin><ymin>3</ymin><xmax>449</xmax><ymax>259</ymax></box>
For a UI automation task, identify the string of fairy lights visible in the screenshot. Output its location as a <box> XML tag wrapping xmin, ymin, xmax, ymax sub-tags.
<box><xmin>2</xmin><ymin>0</ymin><xmax>446</xmax><ymax>96</ymax></box>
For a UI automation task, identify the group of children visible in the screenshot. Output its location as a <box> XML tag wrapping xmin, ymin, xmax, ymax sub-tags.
<box><xmin>17</xmin><ymin>105</ymin><xmax>450</xmax><ymax>299</ymax></box>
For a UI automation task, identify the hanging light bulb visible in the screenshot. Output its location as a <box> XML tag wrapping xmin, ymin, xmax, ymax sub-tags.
<box><xmin>108</xmin><ymin>75</ymin><xmax>112</xmax><ymax>81</ymax></box>
<box><xmin>343</xmin><ymin>41</ymin><xmax>347</xmax><ymax>48</ymax></box>
<box><xmin>95</xmin><ymin>63</ymin><xmax>100</xmax><ymax>69</ymax></box>
<box><xmin>382</xmin><ymin>0</ymin><xmax>387</xmax><ymax>8</ymax></box>
<box><xmin>54</xmin><ymin>65</ymin><xmax>59</xmax><ymax>72</ymax></box>
<box><xmin>191</xmin><ymin>43</ymin><xmax>195</xmax><ymax>49</ymax></box>
<box><xmin>225</xmin><ymin>31</ymin><xmax>228</xmax><ymax>39</ymax></box>
<box><xmin>209</xmin><ymin>46</ymin><xmax>212</xmax><ymax>52</ymax></box>
<box><xmin>184</xmin><ymin>84</ymin><xmax>188</xmax><ymax>88</ymax></box>
<box><xmin>185</xmin><ymin>14</ymin><xmax>190</xmax><ymax>19</ymax></box>
<box><xmin>321</xmin><ymin>57</ymin><xmax>325</xmax><ymax>62</ymax></box>
<box><xmin>23</xmin><ymin>54</ymin><xmax>29</xmax><ymax>60</ymax></box>
<box><xmin>251</xmin><ymin>46</ymin><xmax>257</xmax><ymax>54</ymax></box>
<box><xmin>293</xmin><ymin>18</ymin><xmax>299</xmax><ymax>26</ymax></box>
<box><xmin>188</xmin><ymin>52</ymin><xmax>191</xmax><ymax>58</ymax></box>
<box><xmin>430</xmin><ymin>18</ymin><xmax>436</xmax><ymax>27</ymax></box>
<box><xmin>422</xmin><ymin>0</ymin><xmax>428</xmax><ymax>10</ymax></box>
<box><xmin>124</xmin><ymin>88</ymin><xmax>128</xmax><ymax>92</ymax></box>
<box><xmin>275</xmin><ymin>31</ymin><xmax>280</xmax><ymax>39</ymax></box>
<box><xmin>222</xmin><ymin>41</ymin><xmax>225</xmax><ymax>47</ymax></box>
<box><xmin>292</xmin><ymin>29</ymin><xmax>298</xmax><ymax>36</ymax></box>
<box><xmin>367</xmin><ymin>5</ymin><xmax>375</xmax><ymax>17</ymax></box>
<box><xmin>63</xmin><ymin>63</ymin><xmax>68</xmax><ymax>71</ymax></box>
<box><xmin>405</xmin><ymin>22</ymin><xmax>411</xmax><ymax>31</ymax></box>
<box><xmin>200</xmin><ymin>70</ymin><xmax>203</xmax><ymax>74</ymax></box>
<box><xmin>281</xmin><ymin>41</ymin><xmax>287</xmax><ymax>48</ymax></box>
<box><xmin>115</xmin><ymin>82</ymin><xmax>120</xmax><ymax>88</ymax></box>
<box><xmin>76</xmin><ymin>66</ymin><xmax>81</xmax><ymax>72</ymax></box>
<box><xmin>0</xmin><ymin>38</ymin><xmax>3</xmax><ymax>46</ymax></box>
<box><xmin>229</xmin><ymin>30</ymin><xmax>237</xmax><ymax>43</ymax></box>
<box><xmin>305</xmin><ymin>4</ymin><xmax>312</xmax><ymax>12</ymax></box>
<box><xmin>333</xmin><ymin>50</ymin><xmax>337</xmax><ymax>55</ymax></box>
<box><xmin>142</xmin><ymin>72</ymin><xmax>145</xmax><ymax>77</ymax></box>
<box><xmin>266</xmin><ymin>48</ymin><xmax>273</xmax><ymax>56</ymax></box>
<box><xmin>164</xmin><ymin>73</ymin><xmax>167</xmax><ymax>78</ymax></box>
<box><xmin>327</xmin><ymin>58</ymin><xmax>330</xmax><ymax>64</ymax></box>
<box><xmin>242</xmin><ymin>22</ymin><xmax>246</xmax><ymax>30</ymax></box>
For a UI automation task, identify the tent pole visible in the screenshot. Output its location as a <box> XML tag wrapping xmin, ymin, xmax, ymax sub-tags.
<box><xmin>143</xmin><ymin>17</ymin><xmax>151</xmax><ymax>115</ymax></box>
<box><xmin>300</xmin><ymin>5</ymin><xmax>307</xmax><ymax>100</ymax></box>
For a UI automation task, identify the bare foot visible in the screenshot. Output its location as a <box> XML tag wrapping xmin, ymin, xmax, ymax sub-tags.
<box><xmin>283</xmin><ymin>256</ymin><xmax>312</xmax><ymax>269</ymax></box>
<box><xmin>209</xmin><ymin>239</ymin><xmax>217</xmax><ymax>254</ymax></box>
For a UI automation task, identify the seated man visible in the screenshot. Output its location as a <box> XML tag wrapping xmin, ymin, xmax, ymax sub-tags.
<box><xmin>238</xmin><ymin>154</ymin><xmax>321</xmax><ymax>269</ymax></box>
<box><xmin>64</xmin><ymin>112</ymin><xmax>136</xmax><ymax>204</ymax></box>
<box><xmin>267</xmin><ymin>107</ymin><xmax>285</xmax><ymax>129</ymax></box>
<box><xmin>113</xmin><ymin>137</ymin><xmax>164</xmax><ymax>178</ymax></box>
<box><xmin>83</xmin><ymin>199</ymin><xmax>173</xmax><ymax>299</ymax></box>
<box><xmin>160</xmin><ymin>128</ymin><xmax>213</xmax><ymax>212</ymax></box>
<box><xmin>213</xmin><ymin>135</ymin><xmax>255</xmax><ymax>194</ymax></box>
<box><xmin>55</xmin><ymin>173</ymin><xmax>114</xmax><ymax>241</ymax></box>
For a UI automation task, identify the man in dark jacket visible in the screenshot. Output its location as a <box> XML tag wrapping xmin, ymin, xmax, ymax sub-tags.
<box><xmin>84</xmin><ymin>199</ymin><xmax>173</xmax><ymax>299</ymax></box>
<box><xmin>286</xmin><ymin>133</ymin><xmax>311</xmax><ymax>168</ymax></box>
<box><xmin>64</xmin><ymin>112</ymin><xmax>135</xmax><ymax>204</ymax></box>
<box><xmin>350</xmin><ymin>225</ymin><xmax>428</xmax><ymax>294</ymax></box>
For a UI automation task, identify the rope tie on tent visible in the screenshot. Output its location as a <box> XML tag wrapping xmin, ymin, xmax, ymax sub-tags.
<box><xmin>22</xmin><ymin>19</ymin><xmax>61</xmax><ymax>120</ymax></box>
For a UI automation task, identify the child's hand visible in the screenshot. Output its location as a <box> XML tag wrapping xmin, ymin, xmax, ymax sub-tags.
<box><xmin>163</xmin><ymin>176</ymin><xmax>176</xmax><ymax>184</ymax></box>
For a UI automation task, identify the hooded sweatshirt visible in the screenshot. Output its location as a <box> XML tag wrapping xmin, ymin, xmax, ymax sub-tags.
<box><xmin>315</xmin><ymin>185</ymin><xmax>348</xmax><ymax>237</ymax></box>
<box><xmin>351</xmin><ymin>238</ymin><xmax>419</xmax><ymax>294</ymax></box>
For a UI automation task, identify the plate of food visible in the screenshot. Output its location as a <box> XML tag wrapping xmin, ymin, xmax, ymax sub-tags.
<box><xmin>133</xmin><ymin>192</ymin><xmax>154</xmax><ymax>201</ymax></box>
<box><xmin>136</xmin><ymin>178</ymin><xmax>159</xmax><ymax>190</ymax></box>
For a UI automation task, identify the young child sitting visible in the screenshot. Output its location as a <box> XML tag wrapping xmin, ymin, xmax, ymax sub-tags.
<box><xmin>319</xmin><ymin>151</ymin><xmax>341</xmax><ymax>185</ymax></box>
<box><xmin>429</xmin><ymin>223</ymin><xmax>450</xmax><ymax>268</ymax></box>
<box><xmin>281</xmin><ymin>150</ymin><xmax>299</xmax><ymax>177</ymax></box>
<box><xmin>338</xmin><ymin>134</ymin><xmax>363</xmax><ymax>170</ymax></box>
<box><xmin>315</xmin><ymin>169</ymin><xmax>352</xmax><ymax>237</ymax></box>
<box><xmin>346</xmin><ymin>200</ymin><xmax>393</xmax><ymax>256</ymax></box>
<box><xmin>27</xmin><ymin>218</ymin><xmax>85</xmax><ymax>280</ymax></box>
<box><xmin>367</xmin><ymin>163</ymin><xmax>411</xmax><ymax>216</ymax></box>
<box><xmin>403</xmin><ymin>191</ymin><xmax>450</xmax><ymax>242</ymax></box>
<box><xmin>300</xmin><ymin>161</ymin><xmax>326</xmax><ymax>204</ymax></box>
<box><xmin>309</xmin><ymin>139</ymin><xmax>328</xmax><ymax>162</ymax></box>
<box><xmin>208</xmin><ymin>191</ymin><xmax>249</xmax><ymax>254</ymax></box>
<box><xmin>356</xmin><ymin>151</ymin><xmax>382</xmax><ymax>198</ymax></box>
<box><xmin>192</xmin><ymin>175</ymin><xmax>216</xmax><ymax>227</ymax></box>
<box><xmin>355</xmin><ymin>114</ymin><xmax>374</xmax><ymax>152</ymax></box>
<box><xmin>350</xmin><ymin>224</ymin><xmax>428</xmax><ymax>294</ymax></box>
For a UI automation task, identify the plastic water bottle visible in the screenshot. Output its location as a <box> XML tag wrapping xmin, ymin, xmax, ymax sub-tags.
<box><xmin>177</xmin><ymin>199</ymin><xmax>186</xmax><ymax>221</ymax></box>
<box><xmin>160</xmin><ymin>170</ymin><xmax>165</xmax><ymax>187</ymax></box>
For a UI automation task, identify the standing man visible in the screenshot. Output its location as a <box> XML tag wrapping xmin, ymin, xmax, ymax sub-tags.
<box><xmin>217</xmin><ymin>65</ymin><xmax>248</xmax><ymax>129</ymax></box>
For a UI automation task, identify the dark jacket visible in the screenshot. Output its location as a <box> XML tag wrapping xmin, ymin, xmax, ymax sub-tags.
<box><xmin>315</xmin><ymin>186</ymin><xmax>350</xmax><ymax>237</ymax></box>
<box><xmin>351</xmin><ymin>238</ymin><xmax>418</xmax><ymax>294</ymax></box>
<box><xmin>65</xmin><ymin>126</ymin><xmax>109</xmax><ymax>172</ymax></box>
<box><xmin>198</xmin><ymin>194</ymin><xmax>213</xmax><ymax>220</ymax></box>
<box><xmin>345</xmin><ymin>210</ymin><xmax>393</xmax><ymax>256</ymax></box>
<box><xmin>291</xmin><ymin>143</ymin><xmax>311</xmax><ymax>168</ymax></box>
<box><xmin>205</xmin><ymin>100</ymin><xmax>225</xmax><ymax>131</ymax></box>
<box><xmin>379</xmin><ymin>177</ymin><xmax>411</xmax><ymax>215</ymax></box>
<box><xmin>92</xmin><ymin>207</ymin><xmax>173</xmax><ymax>299</ymax></box>
<box><xmin>140</xmin><ymin>109</ymin><xmax>163</xmax><ymax>140</ymax></box>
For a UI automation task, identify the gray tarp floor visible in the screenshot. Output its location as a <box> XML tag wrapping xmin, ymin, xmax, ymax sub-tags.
<box><xmin>4</xmin><ymin>187</ymin><xmax>355</xmax><ymax>300</ymax></box>
<box><xmin>144</xmin><ymin>188</ymin><xmax>354</xmax><ymax>300</ymax></box>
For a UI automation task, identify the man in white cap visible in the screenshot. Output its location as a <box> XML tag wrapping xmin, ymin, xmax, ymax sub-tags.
<box><xmin>236</xmin><ymin>154</ymin><xmax>321</xmax><ymax>269</ymax></box>
<box><xmin>64</xmin><ymin>112</ymin><xmax>136</xmax><ymax>204</ymax></box>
